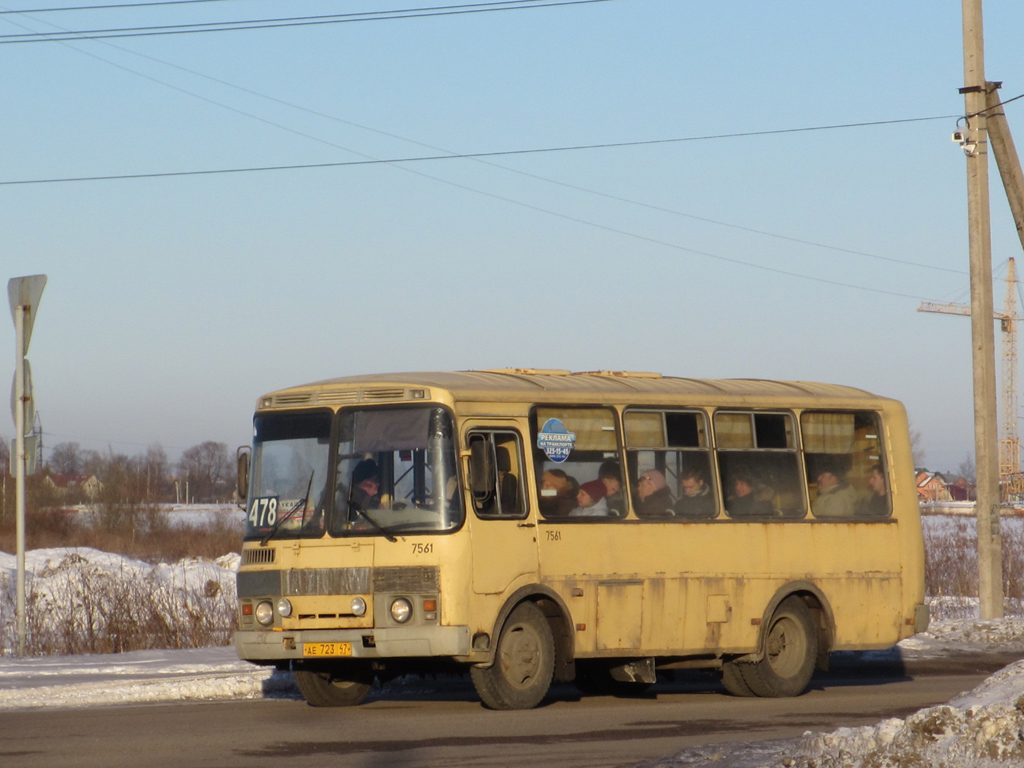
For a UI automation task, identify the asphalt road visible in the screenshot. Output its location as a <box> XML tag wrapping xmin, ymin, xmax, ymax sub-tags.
<box><xmin>0</xmin><ymin>657</ymin><xmax>1017</xmax><ymax>768</ymax></box>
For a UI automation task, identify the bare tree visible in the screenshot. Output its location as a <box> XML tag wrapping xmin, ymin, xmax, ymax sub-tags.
<box><xmin>89</xmin><ymin>447</ymin><xmax>169</xmax><ymax>535</ymax></box>
<box><xmin>81</xmin><ymin>449</ymin><xmax>104</xmax><ymax>477</ymax></box>
<box><xmin>49</xmin><ymin>442</ymin><xmax>83</xmax><ymax>475</ymax></box>
<box><xmin>177</xmin><ymin>442</ymin><xmax>232</xmax><ymax>503</ymax></box>
<box><xmin>141</xmin><ymin>444</ymin><xmax>171</xmax><ymax>502</ymax></box>
<box><xmin>958</xmin><ymin>453</ymin><xmax>977</xmax><ymax>484</ymax></box>
<box><xmin>909</xmin><ymin>423</ymin><xmax>926</xmax><ymax>468</ymax></box>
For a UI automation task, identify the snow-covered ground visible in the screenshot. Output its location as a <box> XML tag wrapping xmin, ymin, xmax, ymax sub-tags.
<box><xmin>645</xmin><ymin>656</ymin><xmax>1024</xmax><ymax>768</ymax></box>
<box><xmin>2</xmin><ymin>513</ymin><xmax>1024</xmax><ymax>767</ymax></box>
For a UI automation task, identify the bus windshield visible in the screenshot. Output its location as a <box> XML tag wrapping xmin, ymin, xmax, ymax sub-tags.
<box><xmin>245</xmin><ymin>406</ymin><xmax>462</xmax><ymax>541</ymax></box>
<box><xmin>246</xmin><ymin>410</ymin><xmax>332</xmax><ymax>541</ymax></box>
<box><xmin>331</xmin><ymin>407</ymin><xmax>461</xmax><ymax>537</ymax></box>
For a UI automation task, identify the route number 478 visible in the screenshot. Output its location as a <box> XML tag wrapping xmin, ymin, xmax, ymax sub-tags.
<box><xmin>249</xmin><ymin>497</ymin><xmax>279</xmax><ymax>528</ymax></box>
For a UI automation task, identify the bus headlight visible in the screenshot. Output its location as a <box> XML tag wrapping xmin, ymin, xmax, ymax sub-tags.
<box><xmin>276</xmin><ymin>598</ymin><xmax>292</xmax><ymax>618</ymax></box>
<box><xmin>390</xmin><ymin>597</ymin><xmax>412</xmax><ymax>624</ymax></box>
<box><xmin>351</xmin><ymin>597</ymin><xmax>367</xmax><ymax>616</ymax></box>
<box><xmin>255</xmin><ymin>600</ymin><xmax>274</xmax><ymax>626</ymax></box>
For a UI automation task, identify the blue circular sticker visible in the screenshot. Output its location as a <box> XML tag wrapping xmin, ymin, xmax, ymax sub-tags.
<box><xmin>537</xmin><ymin>418</ymin><xmax>576</xmax><ymax>462</ymax></box>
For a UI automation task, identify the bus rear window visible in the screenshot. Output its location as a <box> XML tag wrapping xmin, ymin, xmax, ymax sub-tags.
<box><xmin>803</xmin><ymin>411</ymin><xmax>889</xmax><ymax>519</ymax></box>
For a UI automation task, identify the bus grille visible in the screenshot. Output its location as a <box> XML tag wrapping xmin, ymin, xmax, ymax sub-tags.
<box><xmin>268</xmin><ymin>388</ymin><xmax>427</xmax><ymax>407</ymax></box>
<box><xmin>243</xmin><ymin>548</ymin><xmax>276</xmax><ymax>565</ymax></box>
<box><xmin>363</xmin><ymin>388</ymin><xmax>406</xmax><ymax>400</ymax></box>
<box><xmin>274</xmin><ymin>392</ymin><xmax>313</xmax><ymax>406</ymax></box>
<box><xmin>318</xmin><ymin>390</ymin><xmax>360</xmax><ymax>404</ymax></box>
<box><xmin>237</xmin><ymin>566</ymin><xmax>441</xmax><ymax>597</ymax></box>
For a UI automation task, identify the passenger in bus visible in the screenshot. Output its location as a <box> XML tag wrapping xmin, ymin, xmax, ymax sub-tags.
<box><xmin>636</xmin><ymin>469</ymin><xmax>673</xmax><ymax>517</ymax></box>
<box><xmin>857</xmin><ymin>464</ymin><xmax>889</xmax><ymax>517</ymax></box>
<box><xmin>598</xmin><ymin>460</ymin><xmax>626</xmax><ymax>516</ymax></box>
<box><xmin>674</xmin><ymin>467</ymin><xmax>716</xmax><ymax>517</ymax></box>
<box><xmin>811</xmin><ymin>463</ymin><xmax>858</xmax><ymax>518</ymax></box>
<box><xmin>570</xmin><ymin>480</ymin><xmax>611</xmax><ymax>517</ymax></box>
<box><xmin>351</xmin><ymin>459</ymin><xmax>381</xmax><ymax>510</ymax></box>
<box><xmin>539</xmin><ymin>469</ymin><xmax>578</xmax><ymax>517</ymax></box>
<box><xmin>725</xmin><ymin>470</ymin><xmax>773</xmax><ymax>517</ymax></box>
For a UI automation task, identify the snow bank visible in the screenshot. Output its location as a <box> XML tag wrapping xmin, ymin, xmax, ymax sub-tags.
<box><xmin>0</xmin><ymin>547</ymin><xmax>240</xmax><ymax>655</ymax></box>
<box><xmin>0</xmin><ymin>647</ymin><xmax>295</xmax><ymax>711</ymax></box>
<box><xmin>776</xmin><ymin>661</ymin><xmax>1024</xmax><ymax>767</ymax></box>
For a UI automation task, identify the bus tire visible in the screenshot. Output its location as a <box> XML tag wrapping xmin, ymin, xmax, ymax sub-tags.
<box><xmin>471</xmin><ymin>601</ymin><xmax>555</xmax><ymax>710</ymax></box>
<box><xmin>740</xmin><ymin>596</ymin><xmax>817</xmax><ymax>698</ymax></box>
<box><xmin>720</xmin><ymin>660</ymin><xmax>756</xmax><ymax>697</ymax></box>
<box><xmin>294</xmin><ymin>663</ymin><xmax>374</xmax><ymax>707</ymax></box>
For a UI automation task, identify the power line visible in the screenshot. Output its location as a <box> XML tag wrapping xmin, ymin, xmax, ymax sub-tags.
<box><xmin>489</xmin><ymin>166</ymin><xmax>970</xmax><ymax>276</ymax></box>
<box><xmin>0</xmin><ymin>0</ymin><xmax>246</xmax><ymax>13</ymax></box>
<box><xmin>0</xmin><ymin>0</ymin><xmax>618</xmax><ymax>43</ymax></box>
<box><xmin>0</xmin><ymin>6</ymin><xmax>965</xmax><ymax>283</ymax></box>
<box><xmin>0</xmin><ymin>115</ymin><xmax>963</xmax><ymax>187</ymax></box>
<box><xmin>106</xmin><ymin>49</ymin><xmax>969</xmax><ymax>277</ymax></box>
<box><xmin>43</xmin><ymin>431</ymin><xmax>196</xmax><ymax>452</ymax></box>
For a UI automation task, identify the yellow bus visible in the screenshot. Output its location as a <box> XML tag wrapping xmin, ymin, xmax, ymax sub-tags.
<box><xmin>233</xmin><ymin>370</ymin><xmax>927</xmax><ymax>709</ymax></box>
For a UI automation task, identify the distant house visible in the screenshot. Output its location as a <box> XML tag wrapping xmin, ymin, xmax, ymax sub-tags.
<box><xmin>916</xmin><ymin>471</ymin><xmax>952</xmax><ymax>502</ymax></box>
<box><xmin>948</xmin><ymin>475</ymin><xmax>976</xmax><ymax>501</ymax></box>
<box><xmin>45</xmin><ymin>473</ymin><xmax>102</xmax><ymax>500</ymax></box>
<box><xmin>915</xmin><ymin>470</ymin><xmax>976</xmax><ymax>502</ymax></box>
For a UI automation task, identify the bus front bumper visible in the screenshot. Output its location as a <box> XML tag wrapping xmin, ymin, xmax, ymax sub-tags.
<box><xmin>234</xmin><ymin>625</ymin><xmax>471</xmax><ymax>662</ymax></box>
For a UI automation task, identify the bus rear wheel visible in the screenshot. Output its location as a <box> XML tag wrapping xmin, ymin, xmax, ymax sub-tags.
<box><xmin>294</xmin><ymin>663</ymin><xmax>374</xmax><ymax>707</ymax></box>
<box><xmin>719</xmin><ymin>660</ymin><xmax>755</xmax><ymax>697</ymax></box>
<box><xmin>471</xmin><ymin>601</ymin><xmax>554</xmax><ymax>710</ymax></box>
<box><xmin>740</xmin><ymin>596</ymin><xmax>817</xmax><ymax>698</ymax></box>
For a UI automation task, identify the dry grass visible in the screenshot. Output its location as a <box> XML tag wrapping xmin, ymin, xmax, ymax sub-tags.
<box><xmin>923</xmin><ymin>514</ymin><xmax>1024</xmax><ymax>619</ymax></box>
<box><xmin>0</xmin><ymin>504</ymin><xmax>241</xmax><ymax>656</ymax></box>
<box><xmin>0</xmin><ymin>506</ymin><xmax>241</xmax><ymax>564</ymax></box>
<box><xmin>0</xmin><ymin>551</ymin><xmax>235</xmax><ymax>656</ymax></box>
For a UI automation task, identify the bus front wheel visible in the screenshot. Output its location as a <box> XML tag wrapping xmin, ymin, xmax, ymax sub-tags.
<box><xmin>471</xmin><ymin>601</ymin><xmax>555</xmax><ymax>710</ymax></box>
<box><xmin>294</xmin><ymin>663</ymin><xmax>374</xmax><ymax>707</ymax></box>
<box><xmin>740</xmin><ymin>596</ymin><xmax>817</xmax><ymax>698</ymax></box>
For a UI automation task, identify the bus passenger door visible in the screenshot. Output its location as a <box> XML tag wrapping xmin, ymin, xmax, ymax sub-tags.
<box><xmin>465</xmin><ymin>428</ymin><xmax>539</xmax><ymax>595</ymax></box>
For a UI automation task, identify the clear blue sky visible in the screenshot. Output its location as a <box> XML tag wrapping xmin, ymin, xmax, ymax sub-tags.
<box><xmin>3</xmin><ymin>0</ymin><xmax>1024</xmax><ymax>471</ymax></box>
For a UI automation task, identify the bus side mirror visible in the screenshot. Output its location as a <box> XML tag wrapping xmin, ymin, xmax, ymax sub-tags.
<box><xmin>469</xmin><ymin>437</ymin><xmax>495</xmax><ymax>496</ymax></box>
<box><xmin>236</xmin><ymin>446</ymin><xmax>251</xmax><ymax>509</ymax></box>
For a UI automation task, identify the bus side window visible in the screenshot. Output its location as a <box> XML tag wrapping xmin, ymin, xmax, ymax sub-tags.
<box><xmin>532</xmin><ymin>406</ymin><xmax>622</xmax><ymax>520</ymax></box>
<box><xmin>715</xmin><ymin>411</ymin><xmax>805</xmax><ymax>519</ymax></box>
<box><xmin>624</xmin><ymin>409</ymin><xmax>717</xmax><ymax>520</ymax></box>
<box><xmin>469</xmin><ymin>431</ymin><xmax>526</xmax><ymax>519</ymax></box>
<box><xmin>802</xmin><ymin>411</ymin><xmax>890</xmax><ymax>519</ymax></box>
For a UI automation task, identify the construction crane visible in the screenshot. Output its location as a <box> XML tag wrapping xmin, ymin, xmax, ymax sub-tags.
<box><xmin>918</xmin><ymin>257</ymin><xmax>1024</xmax><ymax>500</ymax></box>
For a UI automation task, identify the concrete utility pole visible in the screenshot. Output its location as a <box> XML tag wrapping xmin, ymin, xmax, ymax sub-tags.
<box><xmin>986</xmin><ymin>85</ymin><xmax>1024</xmax><ymax>254</ymax></box>
<box><xmin>961</xmin><ymin>0</ymin><xmax>1003</xmax><ymax>619</ymax></box>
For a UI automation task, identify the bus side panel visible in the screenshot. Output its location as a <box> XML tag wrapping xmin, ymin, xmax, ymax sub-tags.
<box><xmin>538</xmin><ymin>519</ymin><xmax>909</xmax><ymax>658</ymax></box>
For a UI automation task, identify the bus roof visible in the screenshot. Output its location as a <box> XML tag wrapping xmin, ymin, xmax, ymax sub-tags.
<box><xmin>259</xmin><ymin>370</ymin><xmax>895</xmax><ymax>409</ymax></box>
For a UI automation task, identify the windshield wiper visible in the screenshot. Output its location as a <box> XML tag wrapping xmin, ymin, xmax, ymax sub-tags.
<box><xmin>348</xmin><ymin>498</ymin><xmax>398</xmax><ymax>543</ymax></box>
<box><xmin>260</xmin><ymin>470</ymin><xmax>314</xmax><ymax>547</ymax></box>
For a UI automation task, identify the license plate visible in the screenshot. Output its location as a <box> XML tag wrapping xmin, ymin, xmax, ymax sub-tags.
<box><xmin>303</xmin><ymin>642</ymin><xmax>353</xmax><ymax>657</ymax></box>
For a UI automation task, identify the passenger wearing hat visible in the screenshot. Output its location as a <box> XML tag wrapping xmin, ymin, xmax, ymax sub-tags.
<box><xmin>598</xmin><ymin>460</ymin><xmax>625</xmax><ymax>516</ymax></box>
<box><xmin>811</xmin><ymin>460</ymin><xmax>857</xmax><ymax>518</ymax></box>
<box><xmin>351</xmin><ymin>459</ymin><xmax>381</xmax><ymax>510</ymax></box>
<box><xmin>539</xmin><ymin>469</ymin><xmax>578</xmax><ymax>517</ymax></box>
<box><xmin>570</xmin><ymin>479</ymin><xmax>611</xmax><ymax>517</ymax></box>
<box><xmin>636</xmin><ymin>468</ymin><xmax>673</xmax><ymax>517</ymax></box>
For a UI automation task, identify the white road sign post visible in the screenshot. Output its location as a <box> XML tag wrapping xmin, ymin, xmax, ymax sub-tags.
<box><xmin>8</xmin><ymin>274</ymin><xmax>46</xmax><ymax>657</ymax></box>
